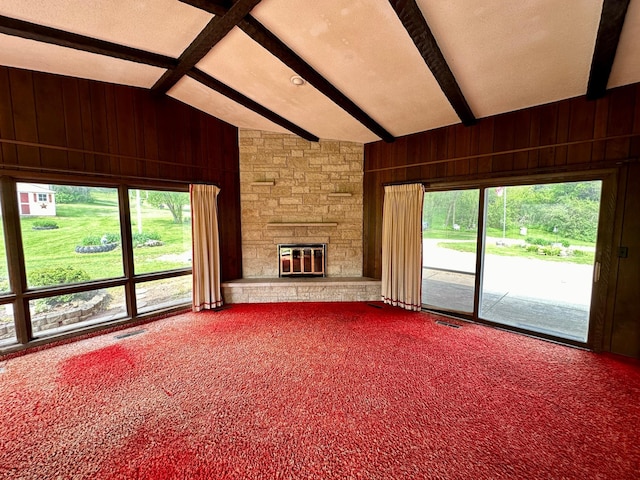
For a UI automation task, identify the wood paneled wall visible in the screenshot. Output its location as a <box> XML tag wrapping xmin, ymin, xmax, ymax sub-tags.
<box><xmin>364</xmin><ymin>83</ymin><xmax>640</xmax><ymax>278</ymax></box>
<box><xmin>0</xmin><ymin>66</ymin><xmax>242</xmax><ymax>281</ymax></box>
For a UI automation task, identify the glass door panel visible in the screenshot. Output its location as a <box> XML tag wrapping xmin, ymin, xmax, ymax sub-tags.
<box><xmin>479</xmin><ymin>181</ymin><xmax>601</xmax><ymax>342</ymax></box>
<box><xmin>422</xmin><ymin>189</ymin><xmax>479</xmax><ymax>313</ymax></box>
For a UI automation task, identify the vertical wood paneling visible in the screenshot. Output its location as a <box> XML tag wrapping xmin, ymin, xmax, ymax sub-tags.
<box><xmin>89</xmin><ymin>82</ymin><xmax>110</xmax><ymax>175</ymax></box>
<box><xmin>537</xmin><ymin>103</ymin><xmax>558</xmax><ymax>167</ymax></box>
<box><xmin>513</xmin><ymin>109</ymin><xmax>531</xmax><ymax>171</ymax></box>
<box><xmin>114</xmin><ymin>87</ymin><xmax>137</xmax><ymax>178</ymax></box>
<box><xmin>0</xmin><ymin>68</ymin><xmax>17</xmax><ymax>165</ymax></box>
<box><xmin>140</xmin><ymin>93</ymin><xmax>159</xmax><ymax>179</ymax></box>
<box><xmin>9</xmin><ymin>69</ymin><xmax>40</xmax><ymax>168</ymax></box>
<box><xmin>605</xmin><ymin>87</ymin><xmax>635</xmax><ymax>160</ymax></box>
<box><xmin>33</xmin><ymin>73</ymin><xmax>68</xmax><ymax>170</ymax></box>
<box><xmin>453</xmin><ymin>123</ymin><xmax>470</xmax><ymax>176</ymax></box>
<box><xmin>554</xmin><ymin>100</ymin><xmax>571</xmax><ymax>166</ymax></box>
<box><xmin>77</xmin><ymin>79</ymin><xmax>96</xmax><ymax>172</ymax></box>
<box><xmin>61</xmin><ymin>77</ymin><xmax>85</xmax><ymax>172</ymax></box>
<box><xmin>567</xmin><ymin>97</ymin><xmax>595</xmax><ymax>165</ymax></box>
<box><xmin>477</xmin><ymin>117</ymin><xmax>494</xmax><ymax>173</ymax></box>
<box><xmin>104</xmin><ymin>84</ymin><xmax>120</xmax><ymax>176</ymax></box>
<box><xmin>527</xmin><ymin>106</ymin><xmax>541</xmax><ymax>169</ymax></box>
<box><xmin>492</xmin><ymin>112</ymin><xmax>515</xmax><ymax>172</ymax></box>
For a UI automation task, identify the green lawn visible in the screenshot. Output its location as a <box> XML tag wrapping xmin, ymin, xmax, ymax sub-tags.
<box><xmin>0</xmin><ymin>191</ymin><xmax>191</xmax><ymax>289</ymax></box>
<box><xmin>437</xmin><ymin>241</ymin><xmax>595</xmax><ymax>265</ymax></box>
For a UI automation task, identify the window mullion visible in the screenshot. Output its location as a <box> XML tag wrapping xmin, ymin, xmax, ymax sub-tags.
<box><xmin>1</xmin><ymin>177</ymin><xmax>31</xmax><ymax>343</ymax></box>
<box><xmin>118</xmin><ymin>186</ymin><xmax>137</xmax><ymax>318</ymax></box>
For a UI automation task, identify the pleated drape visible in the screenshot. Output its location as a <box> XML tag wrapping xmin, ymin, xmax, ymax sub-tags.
<box><xmin>190</xmin><ymin>184</ymin><xmax>223</xmax><ymax>311</ymax></box>
<box><xmin>381</xmin><ymin>183</ymin><xmax>424</xmax><ymax>311</ymax></box>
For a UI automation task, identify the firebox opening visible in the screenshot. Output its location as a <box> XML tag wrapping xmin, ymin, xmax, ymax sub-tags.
<box><xmin>278</xmin><ymin>244</ymin><xmax>326</xmax><ymax>278</ymax></box>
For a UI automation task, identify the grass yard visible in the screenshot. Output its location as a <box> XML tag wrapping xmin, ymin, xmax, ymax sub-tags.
<box><xmin>437</xmin><ymin>241</ymin><xmax>596</xmax><ymax>265</ymax></box>
<box><xmin>0</xmin><ymin>190</ymin><xmax>191</xmax><ymax>290</ymax></box>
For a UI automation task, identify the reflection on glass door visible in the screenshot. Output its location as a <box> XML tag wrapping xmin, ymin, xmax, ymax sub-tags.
<box><xmin>479</xmin><ymin>181</ymin><xmax>602</xmax><ymax>342</ymax></box>
<box><xmin>422</xmin><ymin>189</ymin><xmax>479</xmax><ymax>313</ymax></box>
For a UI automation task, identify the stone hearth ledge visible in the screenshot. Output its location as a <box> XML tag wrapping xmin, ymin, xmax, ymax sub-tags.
<box><xmin>221</xmin><ymin>277</ymin><xmax>381</xmax><ymax>303</ymax></box>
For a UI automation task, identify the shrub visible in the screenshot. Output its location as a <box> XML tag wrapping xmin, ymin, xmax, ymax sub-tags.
<box><xmin>525</xmin><ymin>245</ymin><xmax>539</xmax><ymax>253</ymax></box>
<box><xmin>81</xmin><ymin>233</ymin><xmax>120</xmax><ymax>246</ymax></box>
<box><xmin>541</xmin><ymin>246</ymin><xmax>561</xmax><ymax>257</ymax></box>
<box><xmin>525</xmin><ymin>236</ymin><xmax>551</xmax><ymax>246</ymax></box>
<box><xmin>103</xmin><ymin>232</ymin><xmax>120</xmax><ymax>244</ymax></box>
<box><xmin>81</xmin><ymin>235</ymin><xmax>103</xmax><ymax>246</ymax></box>
<box><xmin>28</xmin><ymin>266</ymin><xmax>92</xmax><ymax>305</ymax></box>
<box><xmin>32</xmin><ymin>219</ymin><xmax>59</xmax><ymax>230</ymax></box>
<box><xmin>52</xmin><ymin>186</ymin><xmax>93</xmax><ymax>204</ymax></box>
<box><xmin>132</xmin><ymin>231</ymin><xmax>161</xmax><ymax>246</ymax></box>
<box><xmin>561</xmin><ymin>240</ymin><xmax>570</xmax><ymax>248</ymax></box>
<box><xmin>29</xmin><ymin>266</ymin><xmax>90</xmax><ymax>286</ymax></box>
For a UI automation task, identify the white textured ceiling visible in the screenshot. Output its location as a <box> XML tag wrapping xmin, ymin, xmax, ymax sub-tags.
<box><xmin>0</xmin><ymin>0</ymin><xmax>639</xmax><ymax>144</ymax></box>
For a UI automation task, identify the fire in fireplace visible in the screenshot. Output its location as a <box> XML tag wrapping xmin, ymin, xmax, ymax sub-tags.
<box><xmin>278</xmin><ymin>244</ymin><xmax>326</xmax><ymax>277</ymax></box>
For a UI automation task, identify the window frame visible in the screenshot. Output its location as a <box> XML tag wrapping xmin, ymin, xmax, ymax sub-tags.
<box><xmin>0</xmin><ymin>176</ymin><xmax>192</xmax><ymax>354</ymax></box>
<box><xmin>420</xmin><ymin>169</ymin><xmax>617</xmax><ymax>350</ymax></box>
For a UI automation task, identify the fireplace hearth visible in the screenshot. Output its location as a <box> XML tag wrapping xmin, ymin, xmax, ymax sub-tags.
<box><xmin>278</xmin><ymin>244</ymin><xmax>326</xmax><ymax>277</ymax></box>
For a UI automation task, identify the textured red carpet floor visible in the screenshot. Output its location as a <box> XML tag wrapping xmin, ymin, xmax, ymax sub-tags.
<box><xmin>1</xmin><ymin>302</ymin><xmax>639</xmax><ymax>479</ymax></box>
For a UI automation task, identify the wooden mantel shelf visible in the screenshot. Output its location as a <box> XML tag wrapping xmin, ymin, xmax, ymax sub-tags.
<box><xmin>266</xmin><ymin>222</ymin><xmax>338</xmax><ymax>228</ymax></box>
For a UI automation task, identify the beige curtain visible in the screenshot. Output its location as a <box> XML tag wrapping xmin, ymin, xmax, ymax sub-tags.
<box><xmin>190</xmin><ymin>184</ymin><xmax>223</xmax><ymax>311</ymax></box>
<box><xmin>381</xmin><ymin>183</ymin><xmax>424</xmax><ymax>311</ymax></box>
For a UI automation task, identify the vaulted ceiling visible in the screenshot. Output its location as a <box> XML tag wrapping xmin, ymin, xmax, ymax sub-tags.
<box><xmin>0</xmin><ymin>0</ymin><xmax>637</xmax><ymax>144</ymax></box>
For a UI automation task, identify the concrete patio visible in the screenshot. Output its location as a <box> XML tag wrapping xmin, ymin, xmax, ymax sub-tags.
<box><xmin>422</xmin><ymin>239</ymin><xmax>593</xmax><ymax>342</ymax></box>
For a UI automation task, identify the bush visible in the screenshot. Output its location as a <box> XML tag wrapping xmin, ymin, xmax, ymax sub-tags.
<box><xmin>525</xmin><ymin>236</ymin><xmax>551</xmax><ymax>246</ymax></box>
<box><xmin>80</xmin><ymin>233</ymin><xmax>120</xmax><ymax>247</ymax></box>
<box><xmin>52</xmin><ymin>186</ymin><xmax>93</xmax><ymax>204</ymax></box>
<box><xmin>81</xmin><ymin>235</ymin><xmax>103</xmax><ymax>246</ymax></box>
<box><xmin>541</xmin><ymin>246</ymin><xmax>561</xmax><ymax>257</ymax></box>
<box><xmin>525</xmin><ymin>245</ymin><xmax>539</xmax><ymax>253</ymax></box>
<box><xmin>132</xmin><ymin>231</ymin><xmax>161</xmax><ymax>246</ymax></box>
<box><xmin>103</xmin><ymin>232</ymin><xmax>120</xmax><ymax>243</ymax></box>
<box><xmin>32</xmin><ymin>219</ymin><xmax>59</xmax><ymax>230</ymax></box>
<box><xmin>561</xmin><ymin>240</ymin><xmax>570</xmax><ymax>248</ymax></box>
<box><xmin>28</xmin><ymin>266</ymin><xmax>92</xmax><ymax>305</ymax></box>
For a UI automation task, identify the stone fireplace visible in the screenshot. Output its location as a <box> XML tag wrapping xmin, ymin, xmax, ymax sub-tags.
<box><xmin>238</xmin><ymin>130</ymin><xmax>364</xmax><ymax>278</ymax></box>
<box><xmin>221</xmin><ymin>130</ymin><xmax>381</xmax><ymax>304</ymax></box>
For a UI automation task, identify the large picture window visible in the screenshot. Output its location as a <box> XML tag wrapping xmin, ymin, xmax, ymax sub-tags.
<box><xmin>20</xmin><ymin>184</ymin><xmax>124</xmax><ymax>287</ymax></box>
<box><xmin>0</xmin><ymin>179</ymin><xmax>193</xmax><ymax>352</ymax></box>
<box><xmin>129</xmin><ymin>189</ymin><xmax>191</xmax><ymax>275</ymax></box>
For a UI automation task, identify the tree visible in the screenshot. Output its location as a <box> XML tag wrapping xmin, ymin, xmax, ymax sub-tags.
<box><xmin>147</xmin><ymin>191</ymin><xmax>189</xmax><ymax>224</ymax></box>
<box><xmin>52</xmin><ymin>185</ymin><xmax>93</xmax><ymax>204</ymax></box>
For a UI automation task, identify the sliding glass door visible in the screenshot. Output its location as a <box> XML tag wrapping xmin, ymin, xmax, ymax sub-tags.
<box><xmin>479</xmin><ymin>181</ymin><xmax>601</xmax><ymax>342</ymax></box>
<box><xmin>422</xmin><ymin>189</ymin><xmax>479</xmax><ymax>314</ymax></box>
<box><xmin>422</xmin><ymin>179</ymin><xmax>604</xmax><ymax>345</ymax></box>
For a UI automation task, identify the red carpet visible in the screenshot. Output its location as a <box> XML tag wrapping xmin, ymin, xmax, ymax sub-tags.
<box><xmin>1</xmin><ymin>302</ymin><xmax>638</xmax><ymax>479</ymax></box>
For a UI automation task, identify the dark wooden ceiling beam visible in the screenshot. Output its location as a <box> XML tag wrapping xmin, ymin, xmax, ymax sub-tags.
<box><xmin>180</xmin><ymin>0</ymin><xmax>395</xmax><ymax>142</ymax></box>
<box><xmin>586</xmin><ymin>0</ymin><xmax>631</xmax><ymax>100</ymax></box>
<box><xmin>179</xmin><ymin>0</ymin><xmax>230</xmax><ymax>16</ymax></box>
<box><xmin>0</xmin><ymin>15</ymin><xmax>177</xmax><ymax>69</ymax></box>
<box><xmin>238</xmin><ymin>16</ymin><xmax>396</xmax><ymax>143</ymax></box>
<box><xmin>388</xmin><ymin>0</ymin><xmax>476</xmax><ymax>126</ymax></box>
<box><xmin>153</xmin><ymin>0</ymin><xmax>262</xmax><ymax>93</ymax></box>
<box><xmin>189</xmin><ymin>68</ymin><xmax>319</xmax><ymax>142</ymax></box>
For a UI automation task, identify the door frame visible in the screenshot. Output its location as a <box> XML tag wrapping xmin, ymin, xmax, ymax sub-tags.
<box><xmin>422</xmin><ymin>169</ymin><xmax>618</xmax><ymax>350</ymax></box>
